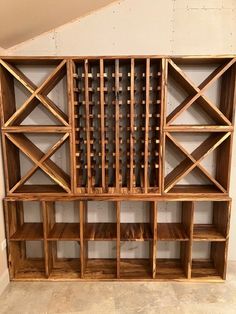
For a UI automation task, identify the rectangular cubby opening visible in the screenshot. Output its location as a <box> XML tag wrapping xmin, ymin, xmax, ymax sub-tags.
<box><xmin>156</xmin><ymin>241</ymin><xmax>190</xmax><ymax>279</ymax></box>
<box><xmin>9</xmin><ymin>240</ymin><xmax>45</xmax><ymax>279</ymax></box>
<box><xmin>83</xmin><ymin>241</ymin><xmax>117</xmax><ymax>279</ymax></box>
<box><xmin>82</xmin><ymin>201</ymin><xmax>117</xmax><ymax>278</ymax></box>
<box><xmin>157</xmin><ymin>201</ymin><xmax>192</xmax><ymax>241</ymax></box>
<box><xmin>46</xmin><ymin>201</ymin><xmax>80</xmax><ymax>241</ymax></box>
<box><xmin>47</xmin><ymin>240</ymin><xmax>81</xmax><ymax>279</ymax></box>
<box><xmin>193</xmin><ymin>201</ymin><xmax>230</xmax><ymax>241</ymax></box>
<box><xmin>120</xmin><ymin>241</ymin><xmax>152</xmax><ymax>279</ymax></box>
<box><xmin>191</xmin><ymin>241</ymin><xmax>227</xmax><ymax>280</ymax></box>
<box><xmin>6</xmin><ymin>201</ymin><xmax>44</xmax><ymax>241</ymax></box>
<box><xmin>73</xmin><ymin>58</ymin><xmax>162</xmax><ymax>194</ymax></box>
<box><xmin>120</xmin><ymin>201</ymin><xmax>153</xmax><ymax>279</ymax></box>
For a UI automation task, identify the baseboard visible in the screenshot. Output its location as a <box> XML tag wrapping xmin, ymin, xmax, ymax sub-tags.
<box><xmin>0</xmin><ymin>268</ymin><xmax>9</xmax><ymax>295</ymax></box>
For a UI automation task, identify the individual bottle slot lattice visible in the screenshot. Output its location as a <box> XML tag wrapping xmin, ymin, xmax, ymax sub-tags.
<box><xmin>119</xmin><ymin>60</ymin><xmax>131</xmax><ymax>188</ymax></box>
<box><xmin>134</xmin><ymin>60</ymin><xmax>146</xmax><ymax>189</ymax></box>
<box><xmin>75</xmin><ymin>62</ymin><xmax>87</xmax><ymax>188</ymax></box>
<box><xmin>148</xmin><ymin>60</ymin><xmax>161</xmax><ymax>189</ymax></box>
<box><xmin>104</xmin><ymin>60</ymin><xmax>116</xmax><ymax>189</ymax></box>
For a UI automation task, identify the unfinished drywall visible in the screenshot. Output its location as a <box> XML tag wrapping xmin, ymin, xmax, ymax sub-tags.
<box><xmin>0</xmin><ymin>0</ymin><xmax>236</xmax><ymax>290</ymax></box>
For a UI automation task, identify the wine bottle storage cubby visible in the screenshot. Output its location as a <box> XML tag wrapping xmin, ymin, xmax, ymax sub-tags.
<box><xmin>1</xmin><ymin>55</ymin><xmax>235</xmax><ymax>282</ymax></box>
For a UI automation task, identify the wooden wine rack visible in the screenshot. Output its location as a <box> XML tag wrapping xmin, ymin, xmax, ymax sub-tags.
<box><xmin>0</xmin><ymin>56</ymin><xmax>235</xmax><ymax>281</ymax></box>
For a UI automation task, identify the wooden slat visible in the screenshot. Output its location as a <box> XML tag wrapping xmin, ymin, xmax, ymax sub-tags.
<box><xmin>116</xmin><ymin>201</ymin><xmax>120</xmax><ymax>278</ymax></box>
<box><xmin>129</xmin><ymin>59</ymin><xmax>135</xmax><ymax>192</ymax></box>
<box><xmin>120</xmin><ymin>223</ymin><xmax>153</xmax><ymax>241</ymax></box>
<box><xmin>84</xmin><ymin>60</ymin><xmax>92</xmax><ymax>192</ymax></box>
<box><xmin>144</xmin><ymin>58</ymin><xmax>150</xmax><ymax>193</ymax></box>
<box><xmin>115</xmin><ymin>59</ymin><xmax>120</xmax><ymax>192</ymax></box>
<box><xmin>100</xmin><ymin>59</ymin><xmax>106</xmax><ymax>191</ymax></box>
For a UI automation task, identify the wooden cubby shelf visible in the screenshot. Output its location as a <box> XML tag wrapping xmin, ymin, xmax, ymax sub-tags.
<box><xmin>1</xmin><ymin>56</ymin><xmax>235</xmax><ymax>281</ymax></box>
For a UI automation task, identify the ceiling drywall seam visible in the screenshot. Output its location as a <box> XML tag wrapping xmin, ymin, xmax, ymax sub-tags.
<box><xmin>7</xmin><ymin>0</ymin><xmax>124</xmax><ymax>52</ymax></box>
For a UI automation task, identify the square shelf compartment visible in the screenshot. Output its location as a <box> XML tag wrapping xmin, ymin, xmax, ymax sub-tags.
<box><xmin>46</xmin><ymin>201</ymin><xmax>80</xmax><ymax>241</ymax></box>
<box><xmin>83</xmin><ymin>241</ymin><xmax>117</xmax><ymax>279</ymax></box>
<box><xmin>9</xmin><ymin>240</ymin><xmax>45</xmax><ymax>279</ymax></box>
<box><xmin>5</xmin><ymin>201</ymin><xmax>44</xmax><ymax>241</ymax></box>
<box><xmin>157</xmin><ymin>201</ymin><xmax>192</xmax><ymax>241</ymax></box>
<box><xmin>47</xmin><ymin>240</ymin><xmax>81</xmax><ymax>279</ymax></box>
<box><xmin>193</xmin><ymin>201</ymin><xmax>230</xmax><ymax>241</ymax></box>
<box><xmin>83</xmin><ymin>201</ymin><xmax>117</xmax><ymax>241</ymax></box>
<box><xmin>191</xmin><ymin>241</ymin><xmax>227</xmax><ymax>280</ymax></box>
<box><xmin>156</xmin><ymin>241</ymin><xmax>190</xmax><ymax>279</ymax></box>
<box><xmin>120</xmin><ymin>241</ymin><xmax>152</xmax><ymax>279</ymax></box>
<box><xmin>120</xmin><ymin>201</ymin><xmax>154</xmax><ymax>241</ymax></box>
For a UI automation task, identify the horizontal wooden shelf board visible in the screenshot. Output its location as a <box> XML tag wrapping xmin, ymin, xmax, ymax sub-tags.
<box><xmin>120</xmin><ymin>223</ymin><xmax>153</xmax><ymax>241</ymax></box>
<box><xmin>193</xmin><ymin>224</ymin><xmax>226</xmax><ymax>241</ymax></box>
<box><xmin>166</xmin><ymin>185</ymin><xmax>224</xmax><ymax>195</ymax></box>
<box><xmin>164</xmin><ymin>126</ymin><xmax>234</xmax><ymax>132</ymax></box>
<box><xmin>5</xmin><ymin>195</ymin><xmax>231</xmax><ymax>201</ymax></box>
<box><xmin>49</xmin><ymin>259</ymin><xmax>81</xmax><ymax>279</ymax></box>
<box><xmin>84</xmin><ymin>223</ymin><xmax>117</xmax><ymax>240</ymax></box>
<box><xmin>156</xmin><ymin>259</ymin><xmax>186</xmax><ymax>279</ymax></box>
<box><xmin>10</xmin><ymin>223</ymin><xmax>43</xmax><ymax>241</ymax></box>
<box><xmin>2</xmin><ymin>126</ymin><xmax>71</xmax><ymax>133</ymax></box>
<box><xmin>13</xmin><ymin>185</ymin><xmax>68</xmax><ymax>194</ymax></box>
<box><xmin>120</xmin><ymin>259</ymin><xmax>152</xmax><ymax>279</ymax></box>
<box><xmin>15</xmin><ymin>258</ymin><xmax>45</xmax><ymax>279</ymax></box>
<box><xmin>48</xmin><ymin>223</ymin><xmax>80</xmax><ymax>240</ymax></box>
<box><xmin>83</xmin><ymin>259</ymin><xmax>117</xmax><ymax>279</ymax></box>
<box><xmin>191</xmin><ymin>260</ymin><xmax>221</xmax><ymax>280</ymax></box>
<box><xmin>1</xmin><ymin>56</ymin><xmax>235</xmax><ymax>61</ymax></box>
<box><xmin>157</xmin><ymin>223</ymin><xmax>189</xmax><ymax>241</ymax></box>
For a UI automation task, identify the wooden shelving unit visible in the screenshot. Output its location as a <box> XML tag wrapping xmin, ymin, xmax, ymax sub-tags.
<box><xmin>0</xmin><ymin>56</ymin><xmax>235</xmax><ymax>281</ymax></box>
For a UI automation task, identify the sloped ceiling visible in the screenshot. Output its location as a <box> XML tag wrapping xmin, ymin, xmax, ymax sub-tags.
<box><xmin>0</xmin><ymin>0</ymin><xmax>118</xmax><ymax>48</ymax></box>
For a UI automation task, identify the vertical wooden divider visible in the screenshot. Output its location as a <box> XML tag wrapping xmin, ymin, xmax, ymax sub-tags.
<box><xmin>129</xmin><ymin>59</ymin><xmax>135</xmax><ymax>192</ymax></box>
<box><xmin>3</xmin><ymin>200</ymin><xmax>14</xmax><ymax>279</ymax></box>
<box><xmin>100</xmin><ymin>59</ymin><xmax>106</xmax><ymax>191</ymax></box>
<box><xmin>116</xmin><ymin>201</ymin><xmax>121</xmax><ymax>278</ymax></box>
<box><xmin>80</xmin><ymin>200</ymin><xmax>88</xmax><ymax>278</ymax></box>
<box><xmin>151</xmin><ymin>201</ymin><xmax>157</xmax><ymax>278</ymax></box>
<box><xmin>68</xmin><ymin>59</ymin><xmax>76</xmax><ymax>193</ymax></box>
<box><xmin>161</xmin><ymin>59</ymin><xmax>168</xmax><ymax>194</ymax></box>
<box><xmin>182</xmin><ymin>201</ymin><xmax>194</xmax><ymax>279</ymax></box>
<box><xmin>144</xmin><ymin>59</ymin><xmax>150</xmax><ymax>193</ymax></box>
<box><xmin>115</xmin><ymin>59</ymin><xmax>120</xmax><ymax>192</ymax></box>
<box><xmin>84</xmin><ymin>59</ymin><xmax>92</xmax><ymax>193</ymax></box>
<box><xmin>42</xmin><ymin>201</ymin><xmax>55</xmax><ymax>278</ymax></box>
<box><xmin>42</xmin><ymin>201</ymin><xmax>49</xmax><ymax>278</ymax></box>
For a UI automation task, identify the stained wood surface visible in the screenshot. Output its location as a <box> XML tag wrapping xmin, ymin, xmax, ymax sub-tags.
<box><xmin>1</xmin><ymin>55</ymin><xmax>235</xmax><ymax>282</ymax></box>
<box><xmin>157</xmin><ymin>223</ymin><xmax>189</xmax><ymax>241</ymax></box>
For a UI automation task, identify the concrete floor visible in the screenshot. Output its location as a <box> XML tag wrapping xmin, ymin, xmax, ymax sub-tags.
<box><xmin>0</xmin><ymin>262</ymin><xmax>236</xmax><ymax>314</ymax></box>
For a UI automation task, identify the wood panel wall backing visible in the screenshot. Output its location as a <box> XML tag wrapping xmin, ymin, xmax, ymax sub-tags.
<box><xmin>0</xmin><ymin>55</ymin><xmax>235</xmax><ymax>282</ymax></box>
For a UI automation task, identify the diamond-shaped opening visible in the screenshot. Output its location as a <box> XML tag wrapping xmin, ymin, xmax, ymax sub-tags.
<box><xmin>167</xmin><ymin>59</ymin><xmax>235</xmax><ymax>125</ymax></box>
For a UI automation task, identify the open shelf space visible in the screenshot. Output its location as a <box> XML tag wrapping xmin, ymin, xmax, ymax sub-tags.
<box><xmin>193</xmin><ymin>201</ymin><xmax>229</xmax><ymax>241</ymax></box>
<box><xmin>47</xmin><ymin>241</ymin><xmax>81</xmax><ymax>279</ymax></box>
<box><xmin>120</xmin><ymin>241</ymin><xmax>152</xmax><ymax>279</ymax></box>
<box><xmin>156</xmin><ymin>241</ymin><xmax>190</xmax><ymax>279</ymax></box>
<box><xmin>191</xmin><ymin>241</ymin><xmax>227</xmax><ymax>280</ymax></box>
<box><xmin>83</xmin><ymin>241</ymin><xmax>117</xmax><ymax>279</ymax></box>
<box><xmin>9</xmin><ymin>240</ymin><xmax>46</xmax><ymax>279</ymax></box>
